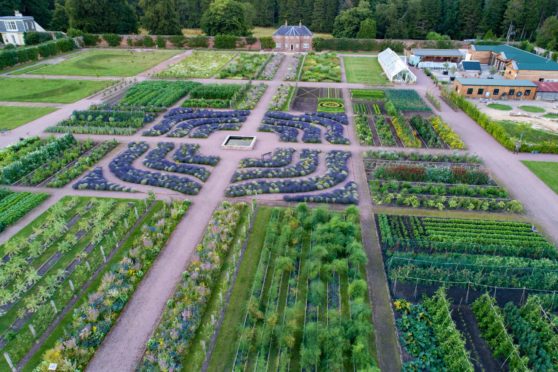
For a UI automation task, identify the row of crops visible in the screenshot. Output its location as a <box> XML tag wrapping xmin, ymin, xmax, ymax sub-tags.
<box><xmin>158</xmin><ymin>51</ymin><xmax>280</xmax><ymax>80</ymax></box>
<box><xmin>351</xmin><ymin>89</ymin><xmax>463</xmax><ymax>149</ymax></box>
<box><xmin>46</xmin><ymin>80</ymin><xmax>265</xmax><ymax>135</ymax></box>
<box><xmin>181</xmin><ymin>82</ymin><xmax>267</xmax><ymax>110</ymax></box>
<box><xmin>380</xmin><ymin>212</ymin><xmax>558</xmax><ymax>371</ymax></box>
<box><xmin>0</xmin><ymin>189</ymin><xmax>48</xmax><ymax>232</ymax></box>
<box><xmin>364</xmin><ymin>151</ymin><xmax>523</xmax><ymax>212</ymax></box>
<box><xmin>0</xmin><ymin>135</ymin><xmax>116</xmax><ymax>188</ymax></box>
<box><xmin>0</xmin><ymin>196</ymin><xmax>189</xmax><ymax>371</ymax></box>
<box><xmin>378</xmin><ymin>214</ymin><xmax>558</xmax><ymax>291</ymax></box>
<box><xmin>204</xmin><ymin>205</ymin><xmax>379</xmax><ymax>371</ymax></box>
<box><xmin>395</xmin><ymin>288</ymin><xmax>558</xmax><ymax>371</ymax></box>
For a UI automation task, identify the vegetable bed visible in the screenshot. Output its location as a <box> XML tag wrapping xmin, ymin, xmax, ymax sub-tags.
<box><xmin>209</xmin><ymin>205</ymin><xmax>379</xmax><ymax>371</ymax></box>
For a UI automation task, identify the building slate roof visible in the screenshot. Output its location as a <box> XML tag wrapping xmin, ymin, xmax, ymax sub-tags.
<box><xmin>412</xmin><ymin>49</ymin><xmax>464</xmax><ymax>57</ymax></box>
<box><xmin>535</xmin><ymin>81</ymin><xmax>558</xmax><ymax>93</ymax></box>
<box><xmin>273</xmin><ymin>25</ymin><xmax>312</xmax><ymax>37</ymax></box>
<box><xmin>456</xmin><ymin>77</ymin><xmax>537</xmax><ymax>87</ymax></box>
<box><xmin>472</xmin><ymin>44</ymin><xmax>558</xmax><ymax>72</ymax></box>
<box><xmin>0</xmin><ymin>16</ymin><xmax>35</xmax><ymax>32</ymax></box>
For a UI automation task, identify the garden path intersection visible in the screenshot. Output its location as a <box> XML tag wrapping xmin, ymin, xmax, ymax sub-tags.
<box><xmin>1</xmin><ymin>50</ymin><xmax>558</xmax><ymax>371</ymax></box>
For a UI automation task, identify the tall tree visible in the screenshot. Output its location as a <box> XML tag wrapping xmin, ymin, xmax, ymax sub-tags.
<box><xmin>50</xmin><ymin>0</ymin><xmax>68</xmax><ymax>30</ymax></box>
<box><xmin>140</xmin><ymin>0</ymin><xmax>181</xmax><ymax>34</ymax></box>
<box><xmin>356</xmin><ymin>18</ymin><xmax>376</xmax><ymax>38</ymax></box>
<box><xmin>502</xmin><ymin>0</ymin><xmax>526</xmax><ymax>39</ymax></box>
<box><xmin>310</xmin><ymin>0</ymin><xmax>327</xmax><ymax>31</ymax></box>
<box><xmin>480</xmin><ymin>0</ymin><xmax>508</xmax><ymax>36</ymax></box>
<box><xmin>536</xmin><ymin>16</ymin><xmax>558</xmax><ymax>49</ymax></box>
<box><xmin>332</xmin><ymin>0</ymin><xmax>373</xmax><ymax>38</ymax></box>
<box><xmin>201</xmin><ymin>0</ymin><xmax>253</xmax><ymax>36</ymax></box>
<box><xmin>458</xmin><ymin>0</ymin><xmax>483</xmax><ymax>38</ymax></box>
<box><xmin>66</xmin><ymin>0</ymin><xmax>137</xmax><ymax>33</ymax></box>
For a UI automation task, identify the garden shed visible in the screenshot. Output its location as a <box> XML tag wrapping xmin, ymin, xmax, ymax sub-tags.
<box><xmin>535</xmin><ymin>81</ymin><xmax>558</xmax><ymax>101</ymax></box>
<box><xmin>378</xmin><ymin>48</ymin><xmax>416</xmax><ymax>84</ymax></box>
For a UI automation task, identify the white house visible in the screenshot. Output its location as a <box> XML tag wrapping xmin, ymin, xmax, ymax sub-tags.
<box><xmin>0</xmin><ymin>11</ymin><xmax>45</xmax><ymax>46</ymax></box>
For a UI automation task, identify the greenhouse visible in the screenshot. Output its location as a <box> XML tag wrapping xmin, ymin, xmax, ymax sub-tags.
<box><xmin>378</xmin><ymin>48</ymin><xmax>417</xmax><ymax>84</ymax></box>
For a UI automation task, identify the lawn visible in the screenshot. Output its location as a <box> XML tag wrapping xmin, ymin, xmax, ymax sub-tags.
<box><xmin>343</xmin><ymin>56</ymin><xmax>388</xmax><ymax>85</ymax></box>
<box><xmin>487</xmin><ymin>103</ymin><xmax>512</xmax><ymax>111</ymax></box>
<box><xmin>522</xmin><ymin>161</ymin><xmax>558</xmax><ymax>194</ymax></box>
<box><xmin>519</xmin><ymin>105</ymin><xmax>545</xmax><ymax>113</ymax></box>
<box><xmin>16</xmin><ymin>49</ymin><xmax>180</xmax><ymax>76</ymax></box>
<box><xmin>0</xmin><ymin>78</ymin><xmax>112</xmax><ymax>103</ymax></box>
<box><xmin>544</xmin><ymin>113</ymin><xmax>558</xmax><ymax>119</ymax></box>
<box><xmin>0</xmin><ymin>106</ymin><xmax>57</xmax><ymax>129</ymax></box>
<box><xmin>499</xmin><ymin>120</ymin><xmax>558</xmax><ymax>144</ymax></box>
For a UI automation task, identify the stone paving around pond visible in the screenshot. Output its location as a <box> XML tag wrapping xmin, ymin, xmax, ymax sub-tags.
<box><xmin>1</xmin><ymin>49</ymin><xmax>558</xmax><ymax>372</ymax></box>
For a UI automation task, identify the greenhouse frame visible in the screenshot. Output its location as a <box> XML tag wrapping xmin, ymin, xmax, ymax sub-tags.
<box><xmin>378</xmin><ymin>48</ymin><xmax>417</xmax><ymax>84</ymax></box>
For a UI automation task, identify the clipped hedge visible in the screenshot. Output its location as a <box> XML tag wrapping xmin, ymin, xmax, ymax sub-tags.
<box><xmin>0</xmin><ymin>38</ymin><xmax>75</xmax><ymax>70</ymax></box>
<box><xmin>169</xmin><ymin>35</ymin><xmax>185</xmax><ymax>47</ymax></box>
<box><xmin>187</xmin><ymin>36</ymin><xmax>209</xmax><ymax>48</ymax></box>
<box><xmin>214</xmin><ymin>34</ymin><xmax>238</xmax><ymax>49</ymax></box>
<box><xmin>102</xmin><ymin>33</ymin><xmax>122</xmax><ymax>47</ymax></box>
<box><xmin>23</xmin><ymin>32</ymin><xmax>52</xmax><ymax>45</ymax></box>
<box><xmin>260</xmin><ymin>36</ymin><xmax>274</xmax><ymax>49</ymax></box>
<box><xmin>83</xmin><ymin>33</ymin><xmax>100</xmax><ymax>46</ymax></box>
<box><xmin>442</xmin><ymin>88</ymin><xmax>558</xmax><ymax>154</ymax></box>
<box><xmin>313</xmin><ymin>37</ymin><xmax>405</xmax><ymax>52</ymax></box>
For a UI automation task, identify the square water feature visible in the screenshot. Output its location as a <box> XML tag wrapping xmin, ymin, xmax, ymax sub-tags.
<box><xmin>221</xmin><ymin>135</ymin><xmax>256</xmax><ymax>150</ymax></box>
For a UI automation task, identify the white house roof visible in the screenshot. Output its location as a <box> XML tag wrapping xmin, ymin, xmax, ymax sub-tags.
<box><xmin>378</xmin><ymin>48</ymin><xmax>416</xmax><ymax>84</ymax></box>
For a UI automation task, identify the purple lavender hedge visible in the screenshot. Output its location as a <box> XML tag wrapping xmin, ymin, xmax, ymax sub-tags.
<box><xmin>109</xmin><ymin>142</ymin><xmax>202</xmax><ymax>194</ymax></box>
<box><xmin>143</xmin><ymin>108</ymin><xmax>249</xmax><ymax>137</ymax></box>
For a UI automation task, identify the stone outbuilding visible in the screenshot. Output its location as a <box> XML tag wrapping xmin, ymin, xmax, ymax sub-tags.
<box><xmin>272</xmin><ymin>22</ymin><xmax>312</xmax><ymax>52</ymax></box>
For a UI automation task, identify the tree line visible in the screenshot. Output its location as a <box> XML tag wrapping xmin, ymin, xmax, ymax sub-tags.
<box><xmin>1</xmin><ymin>0</ymin><xmax>557</xmax><ymax>50</ymax></box>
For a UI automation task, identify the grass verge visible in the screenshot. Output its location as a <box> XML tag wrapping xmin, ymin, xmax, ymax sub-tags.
<box><xmin>0</xmin><ymin>78</ymin><xmax>113</xmax><ymax>103</ymax></box>
<box><xmin>0</xmin><ymin>106</ymin><xmax>57</xmax><ymax>130</ymax></box>
<box><xmin>522</xmin><ymin>160</ymin><xmax>558</xmax><ymax>195</ymax></box>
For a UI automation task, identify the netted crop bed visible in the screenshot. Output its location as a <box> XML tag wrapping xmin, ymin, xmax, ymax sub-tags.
<box><xmin>365</xmin><ymin>151</ymin><xmax>523</xmax><ymax>212</ymax></box>
<box><xmin>377</xmin><ymin>214</ymin><xmax>558</xmax><ymax>294</ymax></box>
<box><xmin>351</xmin><ymin>89</ymin><xmax>463</xmax><ymax>148</ymax></box>
<box><xmin>379</xmin><ymin>212</ymin><xmax>558</xmax><ymax>371</ymax></box>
